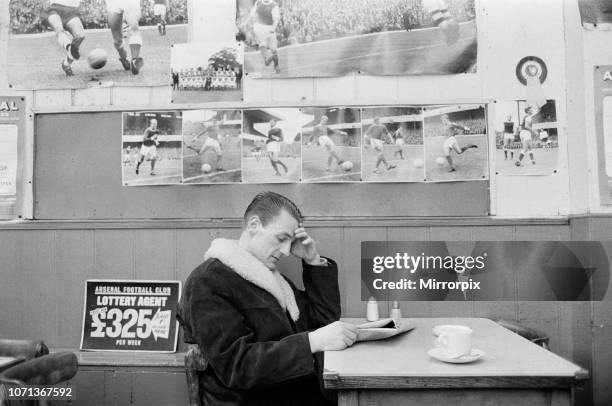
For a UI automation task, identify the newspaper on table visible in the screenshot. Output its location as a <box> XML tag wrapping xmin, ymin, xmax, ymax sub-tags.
<box><xmin>356</xmin><ymin>318</ymin><xmax>415</xmax><ymax>342</ymax></box>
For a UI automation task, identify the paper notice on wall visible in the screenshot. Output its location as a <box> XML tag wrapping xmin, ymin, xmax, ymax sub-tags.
<box><xmin>602</xmin><ymin>97</ymin><xmax>612</xmax><ymax>178</ymax></box>
<box><xmin>0</xmin><ymin>125</ymin><xmax>18</xmax><ymax>195</ymax></box>
<box><xmin>593</xmin><ymin>66</ymin><xmax>612</xmax><ymax>205</ymax></box>
<box><xmin>151</xmin><ymin>308</ymin><xmax>171</xmax><ymax>341</ymax></box>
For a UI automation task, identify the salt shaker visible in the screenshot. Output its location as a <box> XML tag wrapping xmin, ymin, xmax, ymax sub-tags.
<box><xmin>390</xmin><ymin>300</ymin><xmax>402</xmax><ymax>324</ymax></box>
<box><xmin>366</xmin><ymin>296</ymin><xmax>379</xmax><ymax>321</ymax></box>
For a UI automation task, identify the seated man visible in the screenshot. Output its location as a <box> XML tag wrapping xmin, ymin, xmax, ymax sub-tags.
<box><xmin>177</xmin><ymin>191</ymin><xmax>357</xmax><ymax>406</ymax></box>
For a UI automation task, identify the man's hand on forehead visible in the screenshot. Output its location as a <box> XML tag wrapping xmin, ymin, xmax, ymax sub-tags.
<box><xmin>293</xmin><ymin>226</ymin><xmax>312</xmax><ymax>244</ymax></box>
<box><xmin>291</xmin><ymin>224</ymin><xmax>321</xmax><ymax>264</ymax></box>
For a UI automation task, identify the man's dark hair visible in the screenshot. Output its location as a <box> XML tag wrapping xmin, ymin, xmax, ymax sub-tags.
<box><xmin>243</xmin><ymin>191</ymin><xmax>302</xmax><ymax>226</ymax></box>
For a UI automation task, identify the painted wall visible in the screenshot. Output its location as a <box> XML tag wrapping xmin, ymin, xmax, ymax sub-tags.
<box><xmin>1</xmin><ymin>219</ymin><xmax>609</xmax><ymax>405</ymax></box>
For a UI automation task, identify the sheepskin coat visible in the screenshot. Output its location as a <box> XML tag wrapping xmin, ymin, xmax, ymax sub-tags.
<box><xmin>177</xmin><ymin>238</ymin><xmax>341</xmax><ymax>406</ymax></box>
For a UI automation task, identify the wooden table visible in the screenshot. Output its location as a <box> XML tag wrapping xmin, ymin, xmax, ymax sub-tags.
<box><xmin>324</xmin><ymin>318</ymin><xmax>588</xmax><ymax>406</ymax></box>
<box><xmin>0</xmin><ymin>356</ymin><xmax>24</xmax><ymax>373</ymax></box>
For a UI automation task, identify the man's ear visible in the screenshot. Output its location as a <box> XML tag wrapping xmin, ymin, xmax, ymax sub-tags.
<box><xmin>245</xmin><ymin>215</ymin><xmax>262</xmax><ymax>234</ymax></box>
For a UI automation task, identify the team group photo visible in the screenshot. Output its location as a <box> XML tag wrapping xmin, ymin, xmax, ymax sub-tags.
<box><xmin>8</xmin><ymin>0</ymin><xmax>188</xmax><ymax>88</ymax></box>
<box><xmin>170</xmin><ymin>42</ymin><xmax>244</xmax><ymax>103</ymax></box>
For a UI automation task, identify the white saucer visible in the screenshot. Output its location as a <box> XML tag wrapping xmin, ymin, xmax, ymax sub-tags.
<box><xmin>428</xmin><ymin>348</ymin><xmax>485</xmax><ymax>364</ymax></box>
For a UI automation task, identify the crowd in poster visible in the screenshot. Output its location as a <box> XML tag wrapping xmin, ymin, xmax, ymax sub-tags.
<box><xmin>8</xmin><ymin>0</ymin><xmax>188</xmax><ymax>89</ymax></box>
<box><xmin>80</xmin><ymin>280</ymin><xmax>181</xmax><ymax>352</ymax></box>
<box><xmin>121</xmin><ymin>104</ymin><xmax>489</xmax><ymax>186</ymax></box>
<box><xmin>236</xmin><ymin>0</ymin><xmax>478</xmax><ymax>77</ymax></box>
<box><xmin>493</xmin><ymin>100</ymin><xmax>559</xmax><ymax>176</ymax></box>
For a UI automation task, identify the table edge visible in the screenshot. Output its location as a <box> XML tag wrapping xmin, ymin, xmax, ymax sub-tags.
<box><xmin>322</xmin><ymin>369</ymin><xmax>589</xmax><ymax>390</ymax></box>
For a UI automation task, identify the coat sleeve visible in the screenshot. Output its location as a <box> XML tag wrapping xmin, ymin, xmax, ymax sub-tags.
<box><xmin>298</xmin><ymin>257</ymin><xmax>341</xmax><ymax>329</ymax></box>
<box><xmin>185</xmin><ymin>267</ymin><xmax>316</xmax><ymax>391</ymax></box>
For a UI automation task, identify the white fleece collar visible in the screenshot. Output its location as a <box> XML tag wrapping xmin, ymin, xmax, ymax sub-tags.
<box><xmin>204</xmin><ymin>238</ymin><xmax>300</xmax><ymax>322</ymax></box>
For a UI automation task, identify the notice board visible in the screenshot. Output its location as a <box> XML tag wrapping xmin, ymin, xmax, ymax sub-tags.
<box><xmin>34</xmin><ymin>112</ymin><xmax>489</xmax><ymax>220</ymax></box>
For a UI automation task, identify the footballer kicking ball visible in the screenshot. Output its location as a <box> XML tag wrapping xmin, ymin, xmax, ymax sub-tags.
<box><xmin>435</xmin><ymin>156</ymin><xmax>446</xmax><ymax>166</ymax></box>
<box><xmin>201</xmin><ymin>163</ymin><xmax>212</xmax><ymax>173</ymax></box>
<box><xmin>88</xmin><ymin>48</ymin><xmax>108</xmax><ymax>70</ymax></box>
<box><xmin>413</xmin><ymin>158</ymin><xmax>424</xmax><ymax>168</ymax></box>
<box><xmin>341</xmin><ymin>161</ymin><xmax>354</xmax><ymax>171</ymax></box>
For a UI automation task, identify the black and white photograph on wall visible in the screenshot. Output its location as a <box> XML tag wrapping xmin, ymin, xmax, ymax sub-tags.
<box><xmin>171</xmin><ymin>42</ymin><xmax>244</xmax><ymax>103</ymax></box>
<box><xmin>361</xmin><ymin>107</ymin><xmax>424</xmax><ymax>182</ymax></box>
<box><xmin>594</xmin><ymin>66</ymin><xmax>612</xmax><ymax>205</ymax></box>
<box><xmin>577</xmin><ymin>0</ymin><xmax>612</xmax><ymax>29</ymax></box>
<box><xmin>182</xmin><ymin>109</ymin><xmax>243</xmax><ymax>184</ymax></box>
<box><xmin>241</xmin><ymin>109</ymin><xmax>302</xmax><ymax>183</ymax></box>
<box><xmin>7</xmin><ymin>0</ymin><xmax>188</xmax><ymax>89</ymax></box>
<box><xmin>235</xmin><ymin>0</ymin><xmax>477</xmax><ymax>78</ymax></box>
<box><xmin>423</xmin><ymin>104</ymin><xmax>488</xmax><ymax>182</ymax></box>
<box><xmin>0</xmin><ymin>97</ymin><xmax>25</xmax><ymax>220</ymax></box>
<box><xmin>301</xmin><ymin>108</ymin><xmax>362</xmax><ymax>182</ymax></box>
<box><xmin>122</xmin><ymin>111</ymin><xmax>183</xmax><ymax>186</ymax></box>
<box><xmin>494</xmin><ymin>100</ymin><xmax>559</xmax><ymax>176</ymax></box>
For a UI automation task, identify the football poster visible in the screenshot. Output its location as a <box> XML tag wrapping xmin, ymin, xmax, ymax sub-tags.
<box><xmin>493</xmin><ymin>100</ymin><xmax>559</xmax><ymax>176</ymax></box>
<box><xmin>7</xmin><ymin>0</ymin><xmax>188</xmax><ymax>89</ymax></box>
<box><xmin>236</xmin><ymin>0</ymin><xmax>478</xmax><ymax>78</ymax></box>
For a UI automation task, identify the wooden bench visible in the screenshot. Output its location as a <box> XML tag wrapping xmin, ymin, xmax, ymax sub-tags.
<box><xmin>51</xmin><ymin>349</ymin><xmax>190</xmax><ymax>406</ymax></box>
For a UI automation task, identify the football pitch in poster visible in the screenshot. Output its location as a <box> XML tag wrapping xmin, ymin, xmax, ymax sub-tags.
<box><xmin>8</xmin><ymin>0</ymin><xmax>188</xmax><ymax>89</ymax></box>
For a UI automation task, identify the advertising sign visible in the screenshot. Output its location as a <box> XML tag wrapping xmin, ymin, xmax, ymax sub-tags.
<box><xmin>80</xmin><ymin>280</ymin><xmax>181</xmax><ymax>352</ymax></box>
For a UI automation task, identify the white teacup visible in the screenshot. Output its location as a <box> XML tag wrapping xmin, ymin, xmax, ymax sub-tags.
<box><xmin>436</xmin><ymin>325</ymin><xmax>472</xmax><ymax>358</ymax></box>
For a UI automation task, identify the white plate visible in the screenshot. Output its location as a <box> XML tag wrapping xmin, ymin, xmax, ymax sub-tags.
<box><xmin>428</xmin><ymin>348</ymin><xmax>485</xmax><ymax>364</ymax></box>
